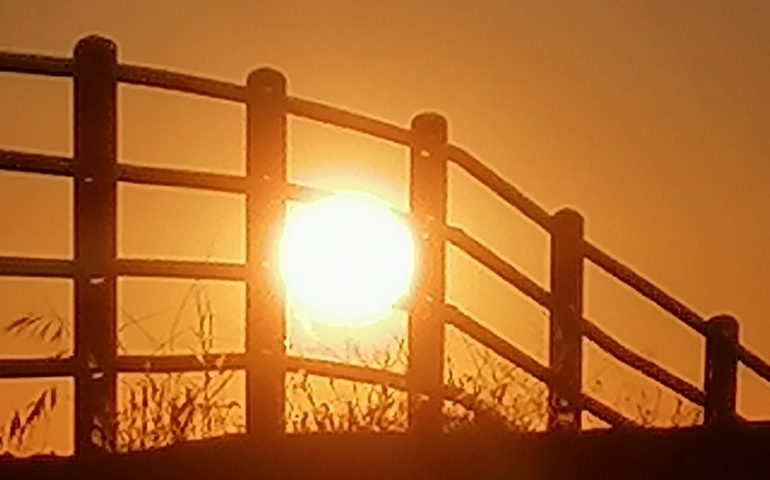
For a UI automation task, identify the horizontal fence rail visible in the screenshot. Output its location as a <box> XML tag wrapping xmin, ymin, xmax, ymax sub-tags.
<box><xmin>1</xmin><ymin>36</ymin><xmax>770</xmax><ymax>459</ymax></box>
<box><xmin>118</xmin><ymin>64</ymin><xmax>245</xmax><ymax>102</ymax></box>
<box><xmin>0</xmin><ymin>149</ymin><xmax>73</xmax><ymax>176</ymax></box>
<box><xmin>0</xmin><ymin>257</ymin><xmax>75</xmax><ymax>277</ymax></box>
<box><xmin>0</xmin><ymin>358</ymin><xmax>76</xmax><ymax>379</ymax></box>
<box><xmin>583</xmin><ymin>241</ymin><xmax>707</xmax><ymax>335</ymax></box>
<box><xmin>445</xmin><ymin>226</ymin><xmax>551</xmax><ymax>309</ymax></box>
<box><xmin>738</xmin><ymin>347</ymin><xmax>770</xmax><ymax>384</ymax></box>
<box><xmin>443</xmin><ymin>305</ymin><xmax>637</xmax><ymax>428</ymax></box>
<box><xmin>446</xmin><ymin>145</ymin><xmax>552</xmax><ymax>231</ymax></box>
<box><xmin>288</xmin><ymin>97</ymin><xmax>413</xmax><ymax>146</ymax></box>
<box><xmin>0</xmin><ymin>51</ymin><xmax>72</xmax><ymax>77</ymax></box>
<box><xmin>582</xmin><ymin>319</ymin><xmax>706</xmax><ymax>406</ymax></box>
<box><xmin>118</xmin><ymin>164</ymin><xmax>248</xmax><ymax>194</ymax></box>
<box><xmin>115</xmin><ymin>258</ymin><xmax>247</xmax><ymax>281</ymax></box>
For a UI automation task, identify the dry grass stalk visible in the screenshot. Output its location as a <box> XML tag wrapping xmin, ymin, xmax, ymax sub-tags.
<box><xmin>1</xmin><ymin>287</ymin><xmax>703</xmax><ymax>455</ymax></box>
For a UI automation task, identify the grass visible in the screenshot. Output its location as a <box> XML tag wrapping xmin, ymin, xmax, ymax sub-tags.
<box><xmin>0</xmin><ymin>284</ymin><xmax>702</xmax><ymax>455</ymax></box>
<box><xmin>0</xmin><ymin>287</ymin><xmax>246</xmax><ymax>455</ymax></box>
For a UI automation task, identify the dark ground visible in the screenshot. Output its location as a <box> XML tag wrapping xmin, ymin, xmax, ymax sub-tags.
<box><xmin>3</xmin><ymin>425</ymin><xmax>770</xmax><ymax>480</ymax></box>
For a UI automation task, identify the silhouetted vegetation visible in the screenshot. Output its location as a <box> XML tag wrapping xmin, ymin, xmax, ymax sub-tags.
<box><xmin>1</xmin><ymin>286</ymin><xmax>702</xmax><ymax>456</ymax></box>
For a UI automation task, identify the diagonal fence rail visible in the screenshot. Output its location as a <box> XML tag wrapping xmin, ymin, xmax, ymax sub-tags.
<box><xmin>0</xmin><ymin>35</ymin><xmax>769</xmax><ymax>456</ymax></box>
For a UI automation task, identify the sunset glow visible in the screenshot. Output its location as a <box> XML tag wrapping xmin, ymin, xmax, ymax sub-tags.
<box><xmin>3</xmin><ymin>1</ymin><xmax>770</xmax><ymax>467</ymax></box>
<box><xmin>279</xmin><ymin>193</ymin><xmax>415</xmax><ymax>327</ymax></box>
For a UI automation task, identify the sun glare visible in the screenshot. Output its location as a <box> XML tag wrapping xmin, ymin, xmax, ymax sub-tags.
<box><xmin>279</xmin><ymin>193</ymin><xmax>415</xmax><ymax>327</ymax></box>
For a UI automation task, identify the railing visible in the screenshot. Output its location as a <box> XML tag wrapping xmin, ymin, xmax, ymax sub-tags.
<box><xmin>1</xmin><ymin>35</ymin><xmax>769</xmax><ymax>457</ymax></box>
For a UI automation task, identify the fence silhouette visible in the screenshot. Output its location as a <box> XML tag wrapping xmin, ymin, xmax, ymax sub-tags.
<box><xmin>1</xmin><ymin>35</ymin><xmax>770</xmax><ymax>458</ymax></box>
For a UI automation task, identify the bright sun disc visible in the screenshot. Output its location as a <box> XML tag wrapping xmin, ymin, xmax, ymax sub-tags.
<box><xmin>279</xmin><ymin>193</ymin><xmax>415</xmax><ymax>327</ymax></box>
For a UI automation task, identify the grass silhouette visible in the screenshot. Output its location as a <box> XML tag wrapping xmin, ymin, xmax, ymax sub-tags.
<box><xmin>1</xmin><ymin>285</ymin><xmax>702</xmax><ymax>456</ymax></box>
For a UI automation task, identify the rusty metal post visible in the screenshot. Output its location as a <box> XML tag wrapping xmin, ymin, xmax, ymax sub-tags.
<box><xmin>705</xmin><ymin>314</ymin><xmax>739</xmax><ymax>427</ymax></box>
<box><xmin>246</xmin><ymin>67</ymin><xmax>288</xmax><ymax>441</ymax></box>
<box><xmin>73</xmin><ymin>35</ymin><xmax>118</xmax><ymax>455</ymax></box>
<box><xmin>408</xmin><ymin>112</ymin><xmax>448</xmax><ymax>434</ymax></box>
<box><xmin>548</xmin><ymin>208</ymin><xmax>584</xmax><ymax>431</ymax></box>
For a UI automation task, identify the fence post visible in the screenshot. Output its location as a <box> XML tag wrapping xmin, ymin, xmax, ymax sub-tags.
<box><xmin>705</xmin><ymin>314</ymin><xmax>739</xmax><ymax>427</ymax></box>
<box><xmin>408</xmin><ymin>112</ymin><xmax>448</xmax><ymax>434</ymax></box>
<box><xmin>548</xmin><ymin>208</ymin><xmax>584</xmax><ymax>431</ymax></box>
<box><xmin>245</xmin><ymin>67</ymin><xmax>287</xmax><ymax>442</ymax></box>
<box><xmin>73</xmin><ymin>35</ymin><xmax>118</xmax><ymax>455</ymax></box>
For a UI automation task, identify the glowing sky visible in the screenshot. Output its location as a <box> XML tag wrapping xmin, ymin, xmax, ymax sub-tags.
<box><xmin>1</xmin><ymin>1</ymin><xmax>769</xmax><ymax>449</ymax></box>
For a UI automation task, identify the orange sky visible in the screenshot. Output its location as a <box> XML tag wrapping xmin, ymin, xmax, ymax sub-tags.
<box><xmin>1</xmin><ymin>0</ymin><xmax>769</xmax><ymax>452</ymax></box>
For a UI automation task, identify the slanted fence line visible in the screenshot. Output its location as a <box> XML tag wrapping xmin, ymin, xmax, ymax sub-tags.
<box><xmin>0</xmin><ymin>35</ymin><xmax>768</xmax><ymax>457</ymax></box>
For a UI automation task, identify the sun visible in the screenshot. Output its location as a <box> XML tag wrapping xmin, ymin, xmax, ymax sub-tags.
<box><xmin>279</xmin><ymin>193</ymin><xmax>415</xmax><ymax>327</ymax></box>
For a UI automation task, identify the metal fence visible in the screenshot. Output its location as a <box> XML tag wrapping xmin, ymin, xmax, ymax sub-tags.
<box><xmin>1</xmin><ymin>35</ymin><xmax>769</xmax><ymax>457</ymax></box>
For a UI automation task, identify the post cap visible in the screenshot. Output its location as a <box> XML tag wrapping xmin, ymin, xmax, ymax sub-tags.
<box><xmin>247</xmin><ymin>67</ymin><xmax>287</xmax><ymax>95</ymax></box>
<box><xmin>411</xmin><ymin>112</ymin><xmax>448</xmax><ymax>143</ymax></box>
<box><xmin>707</xmin><ymin>315</ymin><xmax>739</xmax><ymax>337</ymax></box>
<box><xmin>74</xmin><ymin>35</ymin><xmax>116</xmax><ymax>57</ymax></box>
<box><xmin>553</xmin><ymin>208</ymin><xmax>584</xmax><ymax>230</ymax></box>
